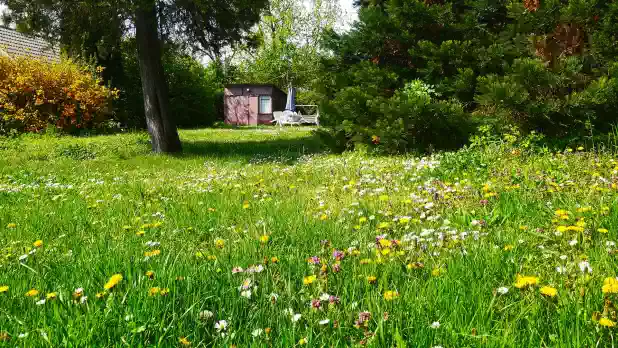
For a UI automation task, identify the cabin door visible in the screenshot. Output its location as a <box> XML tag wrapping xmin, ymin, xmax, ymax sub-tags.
<box><xmin>248</xmin><ymin>96</ymin><xmax>259</xmax><ymax>125</ymax></box>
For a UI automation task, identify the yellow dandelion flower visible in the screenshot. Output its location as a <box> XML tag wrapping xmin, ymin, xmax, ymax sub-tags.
<box><xmin>46</xmin><ymin>292</ymin><xmax>57</xmax><ymax>300</ymax></box>
<box><xmin>242</xmin><ymin>200</ymin><xmax>250</xmax><ymax>209</ymax></box>
<box><xmin>359</xmin><ymin>217</ymin><xmax>367</xmax><ymax>223</ymax></box>
<box><xmin>214</xmin><ymin>238</ymin><xmax>225</xmax><ymax>249</ymax></box>
<box><xmin>25</xmin><ymin>289</ymin><xmax>39</xmax><ymax>297</ymax></box>
<box><xmin>378</xmin><ymin>222</ymin><xmax>390</xmax><ymax>229</ymax></box>
<box><xmin>179</xmin><ymin>336</ymin><xmax>191</xmax><ymax>346</ymax></box>
<box><xmin>144</xmin><ymin>250</ymin><xmax>161</xmax><ymax>257</ymax></box>
<box><xmin>104</xmin><ymin>274</ymin><xmax>123</xmax><ymax>290</ymax></box>
<box><xmin>540</xmin><ymin>286</ymin><xmax>557</xmax><ymax>298</ymax></box>
<box><xmin>514</xmin><ymin>275</ymin><xmax>539</xmax><ymax>289</ymax></box>
<box><xmin>503</xmin><ymin>244</ymin><xmax>514</xmax><ymax>251</ymax></box>
<box><xmin>407</xmin><ymin>262</ymin><xmax>424</xmax><ymax>270</ymax></box>
<box><xmin>299</xmin><ymin>337</ymin><xmax>308</xmax><ymax>345</ymax></box>
<box><xmin>598</xmin><ymin>228</ymin><xmax>609</xmax><ymax>234</ymax></box>
<box><xmin>379</xmin><ymin>239</ymin><xmax>392</xmax><ymax>248</ymax></box>
<box><xmin>33</xmin><ymin>240</ymin><xmax>43</xmax><ymax>248</ymax></box>
<box><xmin>367</xmin><ymin>276</ymin><xmax>377</xmax><ymax>284</ymax></box>
<box><xmin>145</xmin><ymin>271</ymin><xmax>155</xmax><ymax>279</ymax></box>
<box><xmin>320</xmin><ymin>214</ymin><xmax>328</xmax><ymax>221</ymax></box>
<box><xmin>600</xmin><ymin>318</ymin><xmax>616</xmax><ymax>327</ymax></box>
<box><xmin>96</xmin><ymin>291</ymin><xmax>107</xmax><ymax>299</ymax></box>
<box><xmin>148</xmin><ymin>287</ymin><xmax>160</xmax><ymax>296</ymax></box>
<box><xmin>259</xmin><ymin>235</ymin><xmax>270</xmax><ymax>244</ymax></box>
<box><xmin>6</xmin><ymin>223</ymin><xmax>16</xmax><ymax>228</ymax></box>
<box><xmin>383</xmin><ymin>290</ymin><xmax>399</xmax><ymax>301</ymax></box>
<box><xmin>160</xmin><ymin>288</ymin><xmax>170</xmax><ymax>296</ymax></box>
<box><xmin>271</xmin><ymin>256</ymin><xmax>279</xmax><ymax>263</ymax></box>
<box><xmin>0</xmin><ymin>286</ymin><xmax>7</xmax><ymax>293</ymax></box>
<box><xmin>432</xmin><ymin>268</ymin><xmax>445</xmax><ymax>277</ymax></box>
<box><xmin>207</xmin><ymin>255</ymin><xmax>217</xmax><ymax>261</ymax></box>
<box><xmin>303</xmin><ymin>275</ymin><xmax>317</xmax><ymax>285</ymax></box>
<box><xmin>136</xmin><ymin>230</ymin><xmax>146</xmax><ymax>236</ymax></box>
<box><xmin>602</xmin><ymin>277</ymin><xmax>618</xmax><ymax>294</ymax></box>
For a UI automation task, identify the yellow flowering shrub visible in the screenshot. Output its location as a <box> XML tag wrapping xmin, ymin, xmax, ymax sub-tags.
<box><xmin>0</xmin><ymin>56</ymin><xmax>118</xmax><ymax>134</ymax></box>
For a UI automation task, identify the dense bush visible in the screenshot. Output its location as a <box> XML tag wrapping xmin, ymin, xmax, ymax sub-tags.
<box><xmin>321</xmin><ymin>80</ymin><xmax>471</xmax><ymax>153</ymax></box>
<box><xmin>316</xmin><ymin>0</ymin><xmax>618</xmax><ymax>153</ymax></box>
<box><xmin>115</xmin><ymin>41</ymin><xmax>224</xmax><ymax>129</ymax></box>
<box><xmin>0</xmin><ymin>56</ymin><xmax>117</xmax><ymax>134</ymax></box>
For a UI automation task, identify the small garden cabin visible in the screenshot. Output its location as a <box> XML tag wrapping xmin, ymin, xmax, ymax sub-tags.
<box><xmin>224</xmin><ymin>84</ymin><xmax>287</xmax><ymax>126</ymax></box>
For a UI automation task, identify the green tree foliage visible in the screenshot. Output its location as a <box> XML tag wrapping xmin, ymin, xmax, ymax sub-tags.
<box><xmin>118</xmin><ymin>41</ymin><xmax>225</xmax><ymax>129</ymax></box>
<box><xmin>318</xmin><ymin>0</ymin><xmax>618</xmax><ymax>153</ymax></box>
<box><xmin>1</xmin><ymin>0</ymin><xmax>267</xmax><ymax>153</ymax></box>
<box><xmin>235</xmin><ymin>0</ymin><xmax>340</xmax><ymax>103</ymax></box>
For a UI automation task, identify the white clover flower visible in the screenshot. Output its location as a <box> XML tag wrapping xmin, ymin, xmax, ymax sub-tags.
<box><xmin>569</xmin><ymin>240</ymin><xmax>578</xmax><ymax>246</ymax></box>
<box><xmin>497</xmin><ymin>287</ymin><xmax>509</xmax><ymax>295</ymax></box>
<box><xmin>145</xmin><ymin>241</ymin><xmax>160</xmax><ymax>248</ymax></box>
<box><xmin>319</xmin><ymin>319</ymin><xmax>330</xmax><ymax>325</ymax></box>
<box><xmin>252</xmin><ymin>328</ymin><xmax>263</xmax><ymax>337</ymax></box>
<box><xmin>240</xmin><ymin>290</ymin><xmax>252</xmax><ymax>299</ymax></box>
<box><xmin>556</xmin><ymin>266</ymin><xmax>567</xmax><ymax>274</ymax></box>
<box><xmin>578</xmin><ymin>260</ymin><xmax>592</xmax><ymax>274</ymax></box>
<box><xmin>292</xmin><ymin>314</ymin><xmax>302</xmax><ymax>322</ymax></box>
<box><xmin>200</xmin><ymin>310</ymin><xmax>214</xmax><ymax>320</ymax></box>
<box><xmin>431</xmin><ymin>321</ymin><xmax>441</xmax><ymax>329</ymax></box>
<box><xmin>215</xmin><ymin>320</ymin><xmax>228</xmax><ymax>332</ymax></box>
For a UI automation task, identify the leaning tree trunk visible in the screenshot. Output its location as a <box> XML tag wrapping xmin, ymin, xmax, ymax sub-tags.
<box><xmin>134</xmin><ymin>1</ymin><xmax>182</xmax><ymax>153</ymax></box>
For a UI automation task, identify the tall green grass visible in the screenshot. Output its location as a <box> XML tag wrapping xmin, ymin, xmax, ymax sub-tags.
<box><xmin>0</xmin><ymin>128</ymin><xmax>617</xmax><ymax>347</ymax></box>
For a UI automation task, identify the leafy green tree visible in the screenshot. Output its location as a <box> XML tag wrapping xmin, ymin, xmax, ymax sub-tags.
<box><xmin>318</xmin><ymin>0</ymin><xmax>618</xmax><ymax>153</ymax></box>
<box><xmin>119</xmin><ymin>40</ymin><xmax>225</xmax><ymax>129</ymax></box>
<box><xmin>1</xmin><ymin>0</ymin><xmax>267</xmax><ymax>153</ymax></box>
<box><xmin>235</xmin><ymin>0</ymin><xmax>340</xmax><ymax>101</ymax></box>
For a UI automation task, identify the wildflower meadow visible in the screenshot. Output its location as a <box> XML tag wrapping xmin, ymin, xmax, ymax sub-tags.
<box><xmin>1</xmin><ymin>128</ymin><xmax>618</xmax><ymax>347</ymax></box>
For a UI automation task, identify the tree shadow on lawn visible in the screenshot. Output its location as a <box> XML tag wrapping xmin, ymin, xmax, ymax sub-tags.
<box><xmin>179</xmin><ymin>134</ymin><xmax>327</xmax><ymax>164</ymax></box>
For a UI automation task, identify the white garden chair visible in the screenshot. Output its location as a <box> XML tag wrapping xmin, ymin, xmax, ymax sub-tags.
<box><xmin>273</xmin><ymin>111</ymin><xmax>302</xmax><ymax>127</ymax></box>
<box><xmin>296</xmin><ymin>105</ymin><xmax>320</xmax><ymax>126</ymax></box>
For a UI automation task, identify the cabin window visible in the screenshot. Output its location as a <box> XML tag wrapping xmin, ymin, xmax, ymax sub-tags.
<box><xmin>259</xmin><ymin>96</ymin><xmax>272</xmax><ymax>114</ymax></box>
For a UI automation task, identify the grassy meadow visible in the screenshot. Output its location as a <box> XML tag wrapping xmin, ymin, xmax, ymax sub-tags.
<box><xmin>1</xmin><ymin>128</ymin><xmax>618</xmax><ymax>347</ymax></box>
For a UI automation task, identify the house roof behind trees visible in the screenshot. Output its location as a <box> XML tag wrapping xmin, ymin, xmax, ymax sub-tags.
<box><xmin>0</xmin><ymin>26</ymin><xmax>60</xmax><ymax>61</ymax></box>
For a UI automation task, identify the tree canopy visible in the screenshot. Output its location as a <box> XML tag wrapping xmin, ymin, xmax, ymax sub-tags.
<box><xmin>1</xmin><ymin>0</ymin><xmax>268</xmax><ymax>153</ymax></box>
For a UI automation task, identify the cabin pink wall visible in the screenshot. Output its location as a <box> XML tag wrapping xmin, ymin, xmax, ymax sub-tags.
<box><xmin>249</xmin><ymin>97</ymin><xmax>258</xmax><ymax>125</ymax></box>
<box><xmin>224</xmin><ymin>85</ymin><xmax>284</xmax><ymax>125</ymax></box>
<box><xmin>224</xmin><ymin>96</ymin><xmax>249</xmax><ymax>125</ymax></box>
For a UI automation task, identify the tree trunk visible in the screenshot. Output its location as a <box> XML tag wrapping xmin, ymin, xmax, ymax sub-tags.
<box><xmin>134</xmin><ymin>1</ymin><xmax>182</xmax><ymax>153</ymax></box>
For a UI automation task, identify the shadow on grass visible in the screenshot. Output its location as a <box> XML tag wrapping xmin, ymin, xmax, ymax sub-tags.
<box><xmin>179</xmin><ymin>133</ymin><xmax>327</xmax><ymax>163</ymax></box>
